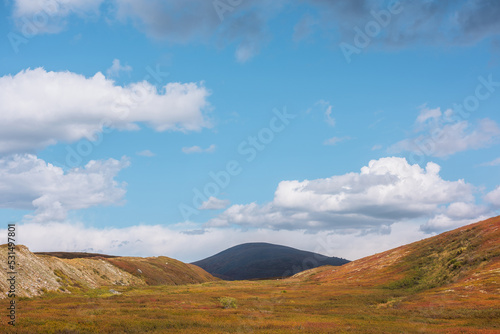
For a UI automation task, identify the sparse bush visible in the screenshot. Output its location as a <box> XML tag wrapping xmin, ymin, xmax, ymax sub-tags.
<box><xmin>219</xmin><ymin>296</ymin><xmax>237</xmax><ymax>309</ymax></box>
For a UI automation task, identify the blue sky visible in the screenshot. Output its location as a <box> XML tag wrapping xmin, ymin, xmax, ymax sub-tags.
<box><xmin>1</xmin><ymin>0</ymin><xmax>500</xmax><ymax>262</ymax></box>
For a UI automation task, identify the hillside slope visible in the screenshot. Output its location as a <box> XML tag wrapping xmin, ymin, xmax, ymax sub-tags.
<box><xmin>0</xmin><ymin>246</ymin><xmax>218</xmax><ymax>299</ymax></box>
<box><xmin>192</xmin><ymin>242</ymin><xmax>349</xmax><ymax>280</ymax></box>
<box><xmin>292</xmin><ymin>215</ymin><xmax>500</xmax><ymax>310</ymax></box>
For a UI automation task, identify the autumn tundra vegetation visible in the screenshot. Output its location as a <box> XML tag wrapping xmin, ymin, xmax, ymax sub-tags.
<box><xmin>1</xmin><ymin>216</ymin><xmax>499</xmax><ymax>333</ymax></box>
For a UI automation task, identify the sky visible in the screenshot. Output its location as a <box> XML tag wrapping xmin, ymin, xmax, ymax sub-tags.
<box><xmin>1</xmin><ymin>0</ymin><xmax>500</xmax><ymax>263</ymax></box>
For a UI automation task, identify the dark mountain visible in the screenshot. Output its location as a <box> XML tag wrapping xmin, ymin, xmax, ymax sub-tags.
<box><xmin>191</xmin><ymin>242</ymin><xmax>349</xmax><ymax>280</ymax></box>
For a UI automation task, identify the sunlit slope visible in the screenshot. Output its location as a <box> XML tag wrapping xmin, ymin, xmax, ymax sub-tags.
<box><xmin>294</xmin><ymin>215</ymin><xmax>500</xmax><ymax>303</ymax></box>
<box><xmin>106</xmin><ymin>256</ymin><xmax>218</xmax><ymax>285</ymax></box>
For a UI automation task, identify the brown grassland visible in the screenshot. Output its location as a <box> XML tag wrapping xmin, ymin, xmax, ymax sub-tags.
<box><xmin>2</xmin><ymin>216</ymin><xmax>500</xmax><ymax>333</ymax></box>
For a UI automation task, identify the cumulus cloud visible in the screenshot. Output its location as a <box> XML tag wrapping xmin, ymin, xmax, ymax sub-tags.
<box><xmin>207</xmin><ymin>157</ymin><xmax>476</xmax><ymax>231</ymax></box>
<box><xmin>484</xmin><ymin>186</ymin><xmax>500</xmax><ymax>208</ymax></box>
<box><xmin>199</xmin><ymin>196</ymin><xmax>230</xmax><ymax>210</ymax></box>
<box><xmin>106</xmin><ymin>59</ymin><xmax>132</xmax><ymax>78</ymax></box>
<box><xmin>182</xmin><ymin>144</ymin><xmax>216</xmax><ymax>154</ymax></box>
<box><xmin>0</xmin><ymin>68</ymin><xmax>211</xmax><ymax>155</ymax></box>
<box><xmin>389</xmin><ymin>106</ymin><xmax>500</xmax><ymax>157</ymax></box>
<box><xmin>0</xmin><ymin>154</ymin><xmax>129</xmax><ymax>223</ymax></box>
<box><xmin>419</xmin><ymin>199</ymin><xmax>495</xmax><ymax>232</ymax></box>
<box><xmin>419</xmin><ymin>214</ymin><xmax>491</xmax><ymax>233</ymax></box>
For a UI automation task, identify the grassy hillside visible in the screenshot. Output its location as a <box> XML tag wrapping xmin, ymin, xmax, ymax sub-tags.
<box><xmin>106</xmin><ymin>256</ymin><xmax>217</xmax><ymax>285</ymax></box>
<box><xmin>192</xmin><ymin>242</ymin><xmax>349</xmax><ymax>280</ymax></box>
<box><xmin>297</xmin><ymin>215</ymin><xmax>500</xmax><ymax>292</ymax></box>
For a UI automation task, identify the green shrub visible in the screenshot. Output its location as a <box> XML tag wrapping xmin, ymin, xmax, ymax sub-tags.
<box><xmin>218</xmin><ymin>296</ymin><xmax>237</xmax><ymax>309</ymax></box>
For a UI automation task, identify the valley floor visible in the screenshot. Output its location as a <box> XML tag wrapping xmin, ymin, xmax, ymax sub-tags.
<box><xmin>3</xmin><ymin>276</ymin><xmax>499</xmax><ymax>333</ymax></box>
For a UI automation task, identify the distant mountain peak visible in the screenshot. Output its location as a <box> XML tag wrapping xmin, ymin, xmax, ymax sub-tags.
<box><xmin>192</xmin><ymin>242</ymin><xmax>349</xmax><ymax>280</ymax></box>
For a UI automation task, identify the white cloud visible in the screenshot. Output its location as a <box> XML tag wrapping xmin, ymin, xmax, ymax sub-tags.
<box><xmin>371</xmin><ymin>144</ymin><xmax>383</xmax><ymax>151</ymax></box>
<box><xmin>208</xmin><ymin>157</ymin><xmax>475</xmax><ymax>231</ymax></box>
<box><xmin>12</xmin><ymin>220</ymin><xmax>431</xmax><ymax>263</ymax></box>
<box><xmin>307</xmin><ymin>100</ymin><xmax>335</xmax><ymax>126</ymax></box>
<box><xmin>106</xmin><ymin>59</ymin><xmax>132</xmax><ymax>78</ymax></box>
<box><xmin>136</xmin><ymin>150</ymin><xmax>156</xmax><ymax>157</ymax></box>
<box><xmin>390</xmin><ymin>106</ymin><xmax>500</xmax><ymax>157</ymax></box>
<box><xmin>235</xmin><ymin>44</ymin><xmax>257</xmax><ymax>63</ymax></box>
<box><xmin>416</xmin><ymin>106</ymin><xmax>442</xmax><ymax>124</ymax></box>
<box><xmin>484</xmin><ymin>186</ymin><xmax>500</xmax><ymax>208</ymax></box>
<box><xmin>444</xmin><ymin>202</ymin><xmax>489</xmax><ymax>220</ymax></box>
<box><xmin>481</xmin><ymin>157</ymin><xmax>500</xmax><ymax>166</ymax></box>
<box><xmin>419</xmin><ymin>214</ymin><xmax>491</xmax><ymax>233</ymax></box>
<box><xmin>0</xmin><ymin>68</ymin><xmax>211</xmax><ymax>155</ymax></box>
<box><xmin>182</xmin><ymin>144</ymin><xmax>216</xmax><ymax>154</ymax></box>
<box><xmin>0</xmin><ymin>154</ymin><xmax>129</xmax><ymax>223</ymax></box>
<box><xmin>324</xmin><ymin>104</ymin><xmax>335</xmax><ymax>127</ymax></box>
<box><xmin>199</xmin><ymin>196</ymin><xmax>230</xmax><ymax>210</ymax></box>
<box><xmin>12</xmin><ymin>0</ymin><xmax>104</xmax><ymax>33</ymax></box>
<box><xmin>324</xmin><ymin>136</ymin><xmax>350</xmax><ymax>146</ymax></box>
<box><xmin>419</xmin><ymin>199</ymin><xmax>494</xmax><ymax>233</ymax></box>
<box><xmin>13</xmin><ymin>0</ymin><xmax>104</xmax><ymax>17</ymax></box>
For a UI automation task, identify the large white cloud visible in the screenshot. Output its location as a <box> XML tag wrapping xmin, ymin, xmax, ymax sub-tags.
<box><xmin>207</xmin><ymin>157</ymin><xmax>477</xmax><ymax>231</ymax></box>
<box><xmin>0</xmin><ymin>154</ymin><xmax>129</xmax><ymax>223</ymax></box>
<box><xmin>0</xmin><ymin>68</ymin><xmax>211</xmax><ymax>154</ymax></box>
